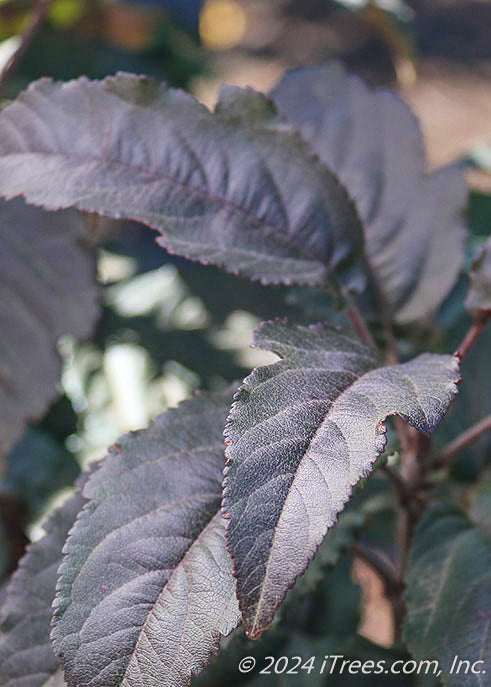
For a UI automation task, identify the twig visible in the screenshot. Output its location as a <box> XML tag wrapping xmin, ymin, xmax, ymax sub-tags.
<box><xmin>346</xmin><ymin>303</ymin><xmax>376</xmax><ymax>348</ymax></box>
<box><xmin>395</xmin><ymin>426</ymin><xmax>428</xmax><ymax>582</ymax></box>
<box><xmin>381</xmin><ymin>464</ymin><xmax>413</xmax><ymax>507</ymax></box>
<box><xmin>433</xmin><ymin>413</ymin><xmax>491</xmax><ymax>469</ymax></box>
<box><xmin>383</xmin><ymin>319</ymin><xmax>398</xmax><ymax>365</ymax></box>
<box><xmin>455</xmin><ymin>311</ymin><xmax>491</xmax><ymax>361</ymax></box>
<box><xmin>0</xmin><ymin>0</ymin><xmax>53</xmax><ymax>93</ymax></box>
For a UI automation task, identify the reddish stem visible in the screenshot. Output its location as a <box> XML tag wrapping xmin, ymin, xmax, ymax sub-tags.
<box><xmin>346</xmin><ymin>304</ymin><xmax>376</xmax><ymax>348</ymax></box>
<box><xmin>433</xmin><ymin>413</ymin><xmax>491</xmax><ymax>469</ymax></box>
<box><xmin>455</xmin><ymin>311</ymin><xmax>491</xmax><ymax>361</ymax></box>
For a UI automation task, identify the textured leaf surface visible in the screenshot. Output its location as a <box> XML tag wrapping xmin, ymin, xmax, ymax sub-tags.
<box><xmin>0</xmin><ymin>486</ymin><xmax>86</xmax><ymax>687</ymax></box>
<box><xmin>466</xmin><ymin>236</ymin><xmax>491</xmax><ymax>315</ymax></box>
<box><xmin>404</xmin><ymin>505</ymin><xmax>491</xmax><ymax>685</ymax></box>
<box><xmin>271</xmin><ymin>63</ymin><xmax>467</xmax><ymax>322</ymax></box>
<box><xmin>0</xmin><ymin>198</ymin><xmax>98</xmax><ymax>455</ymax></box>
<box><xmin>0</xmin><ymin>73</ymin><xmax>365</xmax><ymax>293</ymax></box>
<box><xmin>223</xmin><ymin>320</ymin><xmax>460</xmax><ymax>638</ymax></box>
<box><xmin>51</xmin><ymin>390</ymin><xmax>240</xmax><ymax>687</ymax></box>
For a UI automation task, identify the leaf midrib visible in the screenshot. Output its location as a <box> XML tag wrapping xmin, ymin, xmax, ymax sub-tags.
<box><xmin>248</xmin><ymin>357</ymin><xmax>381</xmax><ymax>634</ymax></box>
<box><xmin>3</xmin><ymin>147</ymin><xmax>322</xmax><ymax>264</ymax></box>
<box><xmin>120</xmin><ymin>512</ymin><xmax>224</xmax><ymax>687</ymax></box>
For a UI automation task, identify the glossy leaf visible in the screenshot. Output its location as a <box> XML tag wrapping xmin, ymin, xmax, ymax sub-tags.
<box><xmin>404</xmin><ymin>505</ymin><xmax>491</xmax><ymax>685</ymax></box>
<box><xmin>466</xmin><ymin>235</ymin><xmax>491</xmax><ymax>315</ymax></box>
<box><xmin>0</xmin><ymin>199</ymin><xmax>99</xmax><ymax>455</ymax></box>
<box><xmin>0</xmin><ymin>486</ymin><xmax>86</xmax><ymax>687</ymax></box>
<box><xmin>0</xmin><ymin>73</ymin><xmax>365</xmax><ymax>293</ymax></box>
<box><xmin>223</xmin><ymin>320</ymin><xmax>460</xmax><ymax>638</ymax></box>
<box><xmin>271</xmin><ymin>63</ymin><xmax>467</xmax><ymax>323</ymax></box>
<box><xmin>51</xmin><ymin>390</ymin><xmax>240</xmax><ymax>687</ymax></box>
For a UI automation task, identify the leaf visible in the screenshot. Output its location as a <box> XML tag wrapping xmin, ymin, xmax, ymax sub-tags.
<box><xmin>466</xmin><ymin>235</ymin><xmax>491</xmax><ymax>315</ymax></box>
<box><xmin>0</xmin><ymin>485</ymin><xmax>86</xmax><ymax>687</ymax></box>
<box><xmin>3</xmin><ymin>428</ymin><xmax>80</xmax><ymax>517</ymax></box>
<box><xmin>468</xmin><ymin>470</ymin><xmax>491</xmax><ymax>538</ymax></box>
<box><xmin>282</xmin><ymin>509</ymin><xmax>364</xmax><ymax>608</ymax></box>
<box><xmin>51</xmin><ymin>389</ymin><xmax>240</xmax><ymax>687</ymax></box>
<box><xmin>0</xmin><ymin>198</ymin><xmax>99</xmax><ymax>456</ymax></box>
<box><xmin>223</xmin><ymin>320</ymin><xmax>460</xmax><ymax>638</ymax></box>
<box><xmin>0</xmin><ymin>73</ymin><xmax>365</xmax><ymax>293</ymax></box>
<box><xmin>404</xmin><ymin>504</ymin><xmax>491</xmax><ymax>685</ymax></box>
<box><xmin>271</xmin><ymin>63</ymin><xmax>467</xmax><ymax>323</ymax></box>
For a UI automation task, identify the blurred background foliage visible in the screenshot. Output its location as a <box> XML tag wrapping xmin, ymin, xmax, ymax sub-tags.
<box><xmin>1</xmin><ymin>0</ymin><xmax>491</xmax><ymax>682</ymax></box>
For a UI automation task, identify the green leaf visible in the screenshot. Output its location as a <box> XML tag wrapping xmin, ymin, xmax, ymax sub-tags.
<box><xmin>0</xmin><ymin>198</ymin><xmax>99</xmax><ymax>456</ymax></box>
<box><xmin>466</xmin><ymin>235</ymin><xmax>491</xmax><ymax>315</ymax></box>
<box><xmin>223</xmin><ymin>320</ymin><xmax>460</xmax><ymax>638</ymax></box>
<box><xmin>51</xmin><ymin>390</ymin><xmax>240</xmax><ymax>687</ymax></box>
<box><xmin>271</xmin><ymin>63</ymin><xmax>467</xmax><ymax>323</ymax></box>
<box><xmin>0</xmin><ymin>73</ymin><xmax>365</xmax><ymax>294</ymax></box>
<box><xmin>0</xmin><ymin>485</ymin><xmax>86</xmax><ymax>687</ymax></box>
<box><xmin>404</xmin><ymin>504</ymin><xmax>491</xmax><ymax>685</ymax></box>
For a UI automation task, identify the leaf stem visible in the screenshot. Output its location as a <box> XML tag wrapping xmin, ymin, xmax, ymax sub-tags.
<box><xmin>346</xmin><ymin>303</ymin><xmax>376</xmax><ymax>348</ymax></box>
<box><xmin>0</xmin><ymin>0</ymin><xmax>53</xmax><ymax>93</ymax></box>
<box><xmin>433</xmin><ymin>413</ymin><xmax>491</xmax><ymax>469</ymax></box>
<box><xmin>455</xmin><ymin>311</ymin><xmax>491</xmax><ymax>361</ymax></box>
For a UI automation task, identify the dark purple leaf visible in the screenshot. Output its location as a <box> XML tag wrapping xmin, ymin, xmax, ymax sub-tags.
<box><xmin>0</xmin><ymin>483</ymin><xmax>87</xmax><ymax>687</ymax></box>
<box><xmin>0</xmin><ymin>199</ymin><xmax>98</xmax><ymax>455</ymax></box>
<box><xmin>51</xmin><ymin>390</ymin><xmax>240</xmax><ymax>687</ymax></box>
<box><xmin>223</xmin><ymin>320</ymin><xmax>460</xmax><ymax>638</ymax></box>
<box><xmin>0</xmin><ymin>74</ymin><xmax>365</xmax><ymax>294</ymax></box>
<box><xmin>271</xmin><ymin>63</ymin><xmax>467</xmax><ymax>323</ymax></box>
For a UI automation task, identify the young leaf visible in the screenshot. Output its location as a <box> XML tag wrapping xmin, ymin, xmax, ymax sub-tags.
<box><xmin>51</xmin><ymin>390</ymin><xmax>240</xmax><ymax>687</ymax></box>
<box><xmin>466</xmin><ymin>235</ymin><xmax>491</xmax><ymax>315</ymax></box>
<box><xmin>271</xmin><ymin>63</ymin><xmax>467</xmax><ymax>323</ymax></box>
<box><xmin>0</xmin><ymin>486</ymin><xmax>86</xmax><ymax>687</ymax></box>
<box><xmin>404</xmin><ymin>504</ymin><xmax>491</xmax><ymax>685</ymax></box>
<box><xmin>0</xmin><ymin>73</ymin><xmax>365</xmax><ymax>293</ymax></box>
<box><xmin>223</xmin><ymin>320</ymin><xmax>460</xmax><ymax>639</ymax></box>
<box><xmin>0</xmin><ymin>199</ymin><xmax>99</xmax><ymax>455</ymax></box>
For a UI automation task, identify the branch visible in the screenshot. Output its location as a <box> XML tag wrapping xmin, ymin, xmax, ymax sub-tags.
<box><xmin>433</xmin><ymin>413</ymin><xmax>491</xmax><ymax>469</ymax></box>
<box><xmin>0</xmin><ymin>0</ymin><xmax>53</xmax><ymax>93</ymax></box>
<box><xmin>455</xmin><ymin>311</ymin><xmax>491</xmax><ymax>361</ymax></box>
<box><xmin>381</xmin><ymin>464</ymin><xmax>413</xmax><ymax>507</ymax></box>
<box><xmin>346</xmin><ymin>303</ymin><xmax>376</xmax><ymax>348</ymax></box>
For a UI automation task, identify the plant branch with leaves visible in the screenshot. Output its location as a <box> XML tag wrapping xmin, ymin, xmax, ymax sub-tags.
<box><xmin>0</xmin><ymin>61</ymin><xmax>490</xmax><ymax>687</ymax></box>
